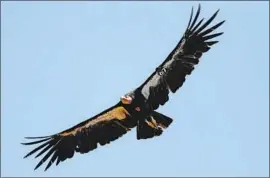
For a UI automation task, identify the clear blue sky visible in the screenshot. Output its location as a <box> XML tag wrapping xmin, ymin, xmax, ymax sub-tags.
<box><xmin>1</xmin><ymin>1</ymin><xmax>269</xmax><ymax>177</ymax></box>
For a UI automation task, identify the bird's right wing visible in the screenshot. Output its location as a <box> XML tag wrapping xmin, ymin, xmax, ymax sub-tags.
<box><xmin>138</xmin><ymin>4</ymin><xmax>225</xmax><ymax>110</ymax></box>
<box><xmin>21</xmin><ymin>103</ymin><xmax>136</xmax><ymax>171</ymax></box>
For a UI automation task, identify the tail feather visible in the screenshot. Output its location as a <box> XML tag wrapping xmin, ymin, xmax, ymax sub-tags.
<box><xmin>136</xmin><ymin>111</ymin><xmax>173</xmax><ymax>140</ymax></box>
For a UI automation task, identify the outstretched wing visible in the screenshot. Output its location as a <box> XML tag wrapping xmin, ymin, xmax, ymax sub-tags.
<box><xmin>22</xmin><ymin>103</ymin><xmax>136</xmax><ymax>171</ymax></box>
<box><xmin>138</xmin><ymin>4</ymin><xmax>225</xmax><ymax>110</ymax></box>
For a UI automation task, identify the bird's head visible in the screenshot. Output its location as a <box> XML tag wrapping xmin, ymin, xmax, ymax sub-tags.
<box><xmin>120</xmin><ymin>95</ymin><xmax>133</xmax><ymax>105</ymax></box>
<box><xmin>120</xmin><ymin>92</ymin><xmax>142</xmax><ymax>112</ymax></box>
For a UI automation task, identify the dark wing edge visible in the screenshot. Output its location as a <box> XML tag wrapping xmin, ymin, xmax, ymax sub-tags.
<box><xmin>138</xmin><ymin>4</ymin><xmax>225</xmax><ymax>110</ymax></box>
<box><xmin>21</xmin><ymin>105</ymin><xmax>135</xmax><ymax>171</ymax></box>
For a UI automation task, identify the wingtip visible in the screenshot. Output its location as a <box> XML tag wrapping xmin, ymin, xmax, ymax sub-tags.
<box><xmin>214</xmin><ymin>8</ymin><xmax>220</xmax><ymax>16</ymax></box>
<box><xmin>193</xmin><ymin>4</ymin><xmax>200</xmax><ymax>15</ymax></box>
<box><xmin>190</xmin><ymin>6</ymin><xmax>194</xmax><ymax>16</ymax></box>
<box><xmin>44</xmin><ymin>165</ymin><xmax>50</xmax><ymax>172</ymax></box>
<box><xmin>197</xmin><ymin>4</ymin><xmax>201</xmax><ymax>15</ymax></box>
<box><xmin>24</xmin><ymin>136</ymin><xmax>50</xmax><ymax>139</ymax></box>
<box><xmin>23</xmin><ymin>155</ymin><xmax>28</xmax><ymax>159</ymax></box>
<box><xmin>34</xmin><ymin>164</ymin><xmax>41</xmax><ymax>171</ymax></box>
<box><xmin>23</xmin><ymin>151</ymin><xmax>33</xmax><ymax>159</ymax></box>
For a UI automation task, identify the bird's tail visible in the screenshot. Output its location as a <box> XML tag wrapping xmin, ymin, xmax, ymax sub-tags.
<box><xmin>136</xmin><ymin>111</ymin><xmax>173</xmax><ymax>140</ymax></box>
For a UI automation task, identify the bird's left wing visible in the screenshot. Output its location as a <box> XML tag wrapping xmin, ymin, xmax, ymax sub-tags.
<box><xmin>138</xmin><ymin>5</ymin><xmax>225</xmax><ymax>110</ymax></box>
<box><xmin>21</xmin><ymin>104</ymin><xmax>136</xmax><ymax>171</ymax></box>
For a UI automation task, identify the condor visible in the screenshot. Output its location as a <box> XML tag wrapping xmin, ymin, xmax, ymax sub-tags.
<box><xmin>22</xmin><ymin>4</ymin><xmax>225</xmax><ymax>171</ymax></box>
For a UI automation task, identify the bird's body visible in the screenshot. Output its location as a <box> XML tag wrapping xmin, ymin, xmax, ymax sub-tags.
<box><xmin>22</xmin><ymin>4</ymin><xmax>225</xmax><ymax>171</ymax></box>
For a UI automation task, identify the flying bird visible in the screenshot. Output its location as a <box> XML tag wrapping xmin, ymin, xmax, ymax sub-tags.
<box><xmin>22</xmin><ymin>4</ymin><xmax>225</xmax><ymax>171</ymax></box>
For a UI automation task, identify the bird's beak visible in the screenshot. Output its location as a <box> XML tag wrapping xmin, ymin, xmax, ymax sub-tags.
<box><xmin>121</xmin><ymin>95</ymin><xmax>132</xmax><ymax>104</ymax></box>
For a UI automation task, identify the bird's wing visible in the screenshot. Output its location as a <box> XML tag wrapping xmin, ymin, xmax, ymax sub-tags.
<box><xmin>22</xmin><ymin>103</ymin><xmax>136</xmax><ymax>171</ymax></box>
<box><xmin>138</xmin><ymin>4</ymin><xmax>225</xmax><ymax>110</ymax></box>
